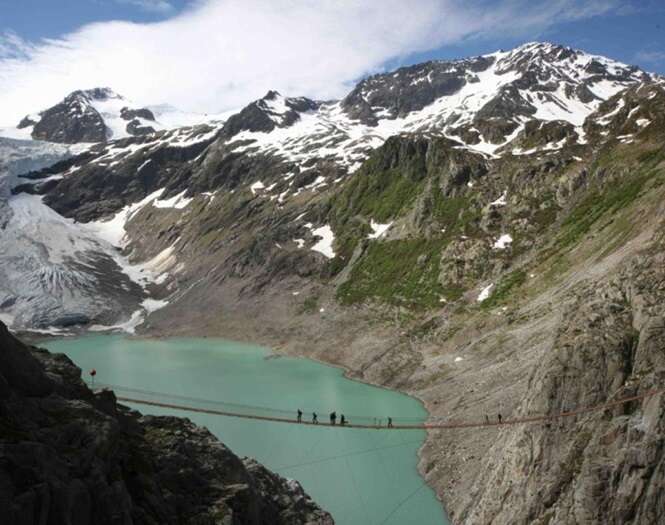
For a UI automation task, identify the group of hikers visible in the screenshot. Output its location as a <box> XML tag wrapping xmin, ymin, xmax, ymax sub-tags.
<box><xmin>293</xmin><ymin>409</ymin><xmax>508</xmax><ymax>427</ymax></box>
<box><xmin>296</xmin><ymin>409</ymin><xmax>393</xmax><ymax>427</ymax></box>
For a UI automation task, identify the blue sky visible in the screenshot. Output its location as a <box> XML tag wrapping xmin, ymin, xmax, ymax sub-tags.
<box><xmin>0</xmin><ymin>1</ymin><xmax>189</xmax><ymax>40</ymax></box>
<box><xmin>0</xmin><ymin>0</ymin><xmax>664</xmax><ymax>123</ymax></box>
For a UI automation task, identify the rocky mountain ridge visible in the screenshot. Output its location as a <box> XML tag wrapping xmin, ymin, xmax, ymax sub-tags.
<box><xmin>0</xmin><ymin>320</ymin><xmax>333</xmax><ymax>524</ymax></box>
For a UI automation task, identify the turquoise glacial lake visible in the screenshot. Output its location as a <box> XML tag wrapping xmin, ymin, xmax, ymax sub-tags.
<box><xmin>44</xmin><ymin>335</ymin><xmax>448</xmax><ymax>525</ymax></box>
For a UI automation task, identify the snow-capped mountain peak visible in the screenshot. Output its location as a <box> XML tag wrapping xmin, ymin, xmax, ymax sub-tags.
<box><xmin>7</xmin><ymin>88</ymin><xmax>229</xmax><ymax>145</ymax></box>
<box><xmin>256</xmin><ymin>90</ymin><xmax>319</xmax><ymax>126</ymax></box>
<box><xmin>342</xmin><ymin>41</ymin><xmax>652</xmax><ymax>131</ymax></box>
<box><xmin>72</xmin><ymin>87</ymin><xmax>123</xmax><ymax>102</ymax></box>
<box><xmin>221</xmin><ymin>41</ymin><xmax>659</xmax><ymax>172</ymax></box>
<box><xmin>12</xmin><ymin>87</ymin><xmax>157</xmax><ymax>143</ymax></box>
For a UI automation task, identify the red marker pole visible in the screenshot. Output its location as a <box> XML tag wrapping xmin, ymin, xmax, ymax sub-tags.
<box><xmin>90</xmin><ymin>369</ymin><xmax>97</xmax><ymax>389</ymax></box>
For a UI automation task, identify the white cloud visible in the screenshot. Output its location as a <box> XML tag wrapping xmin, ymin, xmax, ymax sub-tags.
<box><xmin>0</xmin><ymin>0</ymin><xmax>619</xmax><ymax>126</ymax></box>
<box><xmin>115</xmin><ymin>0</ymin><xmax>175</xmax><ymax>13</ymax></box>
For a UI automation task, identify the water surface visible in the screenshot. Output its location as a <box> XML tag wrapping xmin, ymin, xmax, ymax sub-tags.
<box><xmin>45</xmin><ymin>335</ymin><xmax>448</xmax><ymax>525</ymax></box>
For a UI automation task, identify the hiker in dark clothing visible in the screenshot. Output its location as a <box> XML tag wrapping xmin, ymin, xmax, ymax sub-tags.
<box><xmin>330</xmin><ymin>411</ymin><xmax>337</xmax><ymax>425</ymax></box>
<box><xmin>387</xmin><ymin>417</ymin><xmax>393</xmax><ymax>428</ymax></box>
<box><xmin>340</xmin><ymin>415</ymin><xmax>346</xmax><ymax>426</ymax></box>
<box><xmin>297</xmin><ymin>409</ymin><xmax>302</xmax><ymax>423</ymax></box>
<box><xmin>312</xmin><ymin>412</ymin><xmax>318</xmax><ymax>424</ymax></box>
<box><xmin>485</xmin><ymin>415</ymin><xmax>490</xmax><ymax>424</ymax></box>
<box><xmin>498</xmin><ymin>413</ymin><xmax>502</xmax><ymax>423</ymax></box>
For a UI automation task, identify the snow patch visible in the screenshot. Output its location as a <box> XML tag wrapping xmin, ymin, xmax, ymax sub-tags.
<box><xmin>137</xmin><ymin>159</ymin><xmax>152</xmax><ymax>172</ymax></box>
<box><xmin>141</xmin><ymin>298</ymin><xmax>169</xmax><ymax>313</ymax></box>
<box><xmin>477</xmin><ymin>284</ymin><xmax>494</xmax><ymax>302</ymax></box>
<box><xmin>368</xmin><ymin>220</ymin><xmax>393</xmax><ymax>239</ymax></box>
<box><xmin>24</xmin><ymin>326</ymin><xmax>68</xmax><ymax>336</ymax></box>
<box><xmin>310</xmin><ymin>225</ymin><xmax>336</xmax><ymax>258</ymax></box>
<box><xmin>86</xmin><ymin>189</ymin><xmax>164</xmax><ymax>247</ymax></box>
<box><xmin>89</xmin><ymin>310</ymin><xmax>144</xmax><ymax>334</ymax></box>
<box><xmin>250</xmin><ymin>181</ymin><xmax>265</xmax><ymax>194</ymax></box>
<box><xmin>153</xmin><ymin>190</ymin><xmax>192</xmax><ymax>209</ymax></box>
<box><xmin>493</xmin><ymin>234</ymin><xmax>513</xmax><ymax>249</ymax></box>
<box><xmin>490</xmin><ymin>191</ymin><xmax>507</xmax><ymax>207</ymax></box>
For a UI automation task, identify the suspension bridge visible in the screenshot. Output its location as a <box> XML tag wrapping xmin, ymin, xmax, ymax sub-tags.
<box><xmin>87</xmin><ymin>381</ymin><xmax>664</xmax><ymax>525</ymax></box>
<box><xmin>92</xmin><ymin>381</ymin><xmax>665</xmax><ymax>430</ymax></box>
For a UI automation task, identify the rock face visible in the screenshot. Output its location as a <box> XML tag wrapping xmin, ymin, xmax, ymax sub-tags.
<box><xmin>41</xmin><ymin>125</ymin><xmax>218</xmax><ymax>222</ymax></box>
<box><xmin>222</xmin><ymin>90</ymin><xmax>319</xmax><ymax>138</ymax></box>
<box><xmin>19</xmin><ymin>88</ymin><xmax>159</xmax><ymax>144</ymax></box>
<box><xmin>452</xmin><ymin>259</ymin><xmax>665</xmax><ymax>524</ymax></box>
<box><xmin>0</xmin><ymin>321</ymin><xmax>334</xmax><ymax>524</ymax></box>
<box><xmin>31</xmin><ymin>89</ymin><xmax>109</xmax><ymax>143</ymax></box>
<box><xmin>121</xmin><ymin>107</ymin><xmax>157</xmax><ymax>136</ymax></box>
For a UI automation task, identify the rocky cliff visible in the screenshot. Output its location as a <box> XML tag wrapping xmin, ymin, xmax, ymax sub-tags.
<box><xmin>0</xmin><ymin>321</ymin><xmax>333</xmax><ymax>524</ymax></box>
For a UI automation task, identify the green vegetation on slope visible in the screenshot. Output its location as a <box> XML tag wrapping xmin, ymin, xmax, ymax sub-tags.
<box><xmin>333</xmin><ymin>168</ymin><xmax>481</xmax><ymax>308</ymax></box>
<box><xmin>337</xmin><ymin>238</ymin><xmax>463</xmax><ymax>309</ymax></box>
<box><xmin>330</xmin><ymin>137</ymin><xmax>489</xmax><ymax>309</ymax></box>
<box><xmin>331</xmin><ymin>135</ymin><xmax>665</xmax><ymax>313</ymax></box>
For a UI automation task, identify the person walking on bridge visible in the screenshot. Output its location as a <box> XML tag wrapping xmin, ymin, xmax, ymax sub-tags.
<box><xmin>388</xmin><ymin>417</ymin><xmax>393</xmax><ymax>428</ymax></box>
<box><xmin>312</xmin><ymin>412</ymin><xmax>318</xmax><ymax>424</ymax></box>
<box><xmin>340</xmin><ymin>414</ymin><xmax>346</xmax><ymax>426</ymax></box>
<box><xmin>297</xmin><ymin>409</ymin><xmax>302</xmax><ymax>423</ymax></box>
<box><xmin>330</xmin><ymin>411</ymin><xmax>337</xmax><ymax>425</ymax></box>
